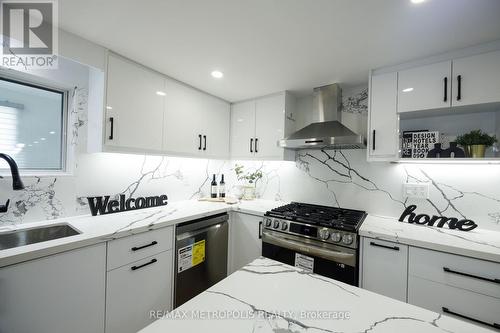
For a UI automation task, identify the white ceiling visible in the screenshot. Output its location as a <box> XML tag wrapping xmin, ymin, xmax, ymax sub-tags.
<box><xmin>59</xmin><ymin>0</ymin><xmax>500</xmax><ymax>102</ymax></box>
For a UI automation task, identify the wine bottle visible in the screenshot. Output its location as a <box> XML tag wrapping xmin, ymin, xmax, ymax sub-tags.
<box><xmin>211</xmin><ymin>174</ymin><xmax>218</xmax><ymax>198</ymax></box>
<box><xmin>219</xmin><ymin>174</ymin><xmax>226</xmax><ymax>198</ymax></box>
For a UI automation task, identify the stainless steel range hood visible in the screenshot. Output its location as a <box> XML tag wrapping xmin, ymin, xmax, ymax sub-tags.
<box><xmin>279</xmin><ymin>84</ymin><xmax>366</xmax><ymax>149</ymax></box>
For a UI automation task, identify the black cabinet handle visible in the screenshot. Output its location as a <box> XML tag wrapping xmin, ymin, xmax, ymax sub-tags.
<box><xmin>203</xmin><ymin>135</ymin><xmax>207</xmax><ymax>151</ymax></box>
<box><xmin>109</xmin><ymin>117</ymin><xmax>114</xmax><ymax>140</ymax></box>
<box><xmin>255</xmin><ymin>138</ymin><xmax>258</xmax><ymax>153</ymax></box>
<box><xmin>442</xmin><ymin>307</ymin><xmax>500</xmax><ymax>329</ymax></box>
<box><xmin>443</xmin><ymin>267</ymin><xmax>500</xmax><ymax>284</ymax></box>
<box><xmin>131</xmin><ymin>240</ymin><xmax>158</xmax><ymax>252</ymax></box>
<box><xmin>457</xmin><ymin>75</ymin><xmax>462</xmax><ymax>101</ymax></box>
<box><xmin>250</xmin><ymin>138</ymin><xmax>254</xmax><ymax>153</ymax></box>
<box><xmin>198</xmin><ymin>134</ymin><xmax>202</xmax><ymax>150</ymax></box>
<box><xmin>372</xmin><ymin>130</ymin><xmax>376</xmax><ymax>151</ymax></box>
<box><xmin>369</xmin><ymin>241</ymin><xmax>399</xmax><ymax>251</ymax></box>
<box><xmin>259</xmin><ymin>221</ymin><xmax>263</xmax><ymax>239</ymax></box>
<box><xmin>131</xmin><ymin>258</ymin><xmax>157</xmax><ymax>271</ymax></box>
<box><xmin>443</xmin><ymin>77</ymin><xmax>448</xmax><ymax>102</ymax></box>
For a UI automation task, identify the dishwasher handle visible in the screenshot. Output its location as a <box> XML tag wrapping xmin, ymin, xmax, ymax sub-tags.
<box><xmin>176</xmin><ymin>213</ymin><xmax>228</xmax><ymax>236</ymax></box>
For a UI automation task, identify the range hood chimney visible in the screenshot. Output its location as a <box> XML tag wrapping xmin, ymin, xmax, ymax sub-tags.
<box><xmin>279</xmin><ymin>84</ymin><xmax>366</xmax><ymax>149</ymax></box>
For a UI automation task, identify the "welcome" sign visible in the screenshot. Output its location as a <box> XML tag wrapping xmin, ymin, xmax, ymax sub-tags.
<box><xmin>87</xmin><ymin>194</ymin><xmax>168</xmax><ymax>216</ymax></box>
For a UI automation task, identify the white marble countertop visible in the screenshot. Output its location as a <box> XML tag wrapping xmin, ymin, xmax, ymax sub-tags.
<box><xmin>0</xmin><ymin>199</ymin><xmax>283</xmax><ymax>268</ymax></box>
<box><xmin>360</xmin><ymin>214</ymin><xmax>500</xmax><ymax>263</ymax></box>
<box><xmin>140</xmin><ymin>257</ymin><xmax>495</xmax><ymax>333</ymax></box>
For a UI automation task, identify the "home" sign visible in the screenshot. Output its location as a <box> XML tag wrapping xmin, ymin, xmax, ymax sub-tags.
<box><xmin>87</xmin><ymin>194</ymin><xmax>168</xmax><ymax>216</ymax></box>
<box><xmin>399</xmin><ymin>205</ymin><xmax>477</xmax><ymax>232</ymax></box>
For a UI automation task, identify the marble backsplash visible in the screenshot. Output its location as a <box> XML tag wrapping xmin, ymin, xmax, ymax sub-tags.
<box><xmin>1</xmin><ymin>87</ymin><xmax>500</xmax><ymax>231</ymax></box>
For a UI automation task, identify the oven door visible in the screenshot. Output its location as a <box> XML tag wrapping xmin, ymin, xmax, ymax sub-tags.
<box><xmin>261</xmin><ymin>229</ymin><xmax>358</xmax><ymax>286</ymax></box>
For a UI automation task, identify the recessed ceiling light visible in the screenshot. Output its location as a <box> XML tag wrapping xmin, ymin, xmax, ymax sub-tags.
<box><xmin>156</xmin><ymin>91</ymin><xmax>166</xmax><ymax>96</ymax></box>
<box><xmin>106</xmin><ymin>106</ymin><xmax>113</xmax><ymax>110</ymax></box>
<box><xmin>33</xmin><ymin>141</ymin><xmax>39</xmax><ymax>144</ymax></box>
<box><xmin>40</xmin><ymin>137</ymin><xmax>46</xmax><ymax>141</ymax></box>
<box><xmin>402</xmin><ymin>87</ymin><xmax>414</xmax><ymax>92</ymax></box>
<box><xmin>411</xmin><ymin>0</ymin><xmax>426</xmax><ymax>4</ymax></box>
<box><xmin>211</xmin><ymin>70</ymin><xmax>224</xmax><ymax>79</ymax></box>
<box><xmin>49</xmin><ymin>131</ymin><xmax>56</xmax><ymax>134</ymax></box>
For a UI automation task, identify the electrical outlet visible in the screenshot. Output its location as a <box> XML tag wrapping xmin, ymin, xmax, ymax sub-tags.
<box><xmin>403</xmin><ymin>182</ymin><xmax>429</xmax><ymax>199</ymax></box>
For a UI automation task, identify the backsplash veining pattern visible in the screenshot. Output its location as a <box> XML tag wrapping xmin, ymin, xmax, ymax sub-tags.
<box><xmin>1</xmin><ymin>87</ymin><xmax>499</xmax><ymax>231</ymax></box>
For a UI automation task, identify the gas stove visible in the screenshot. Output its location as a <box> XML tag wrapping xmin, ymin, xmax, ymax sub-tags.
<box><xmin>263</xmin><ymin>202</ymin><xmax>366</xmax><ymax>249</ymax></box>
<box><xmin>262</xmin><ymin>202</ymin><xmax>367</xmax><ymax>285</ymax></box>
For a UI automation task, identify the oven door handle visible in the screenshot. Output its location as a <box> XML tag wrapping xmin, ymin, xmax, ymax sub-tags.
<box><xmin>262</xmin><ymin>230</ymin><xmax>355</xmax><ymax>264</ymax></box>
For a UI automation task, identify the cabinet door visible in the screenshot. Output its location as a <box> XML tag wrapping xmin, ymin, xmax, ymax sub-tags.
<box><xmin>163</xmin><ymin>78</ymin><xmax>205</xmax><ymax>155</ymax></box>
<box><xmin>106</xmin><ymin>54</ymin><xmax>165</xmax><ymax>151</ymax></box>
<box><xmin>255</xmin><ymin>93</ymin><xmax>286</xmax><ymax>159</ymax></box>
<box><xmin>202</xmin><ymin>94</ymin><xmax>230</xmax><ymax>158</ymax></box>
<box><xmin>452</xmin><ymin>50</ymin><xmax>500</xmax><ymax>107</ymax></box>
<box><xmin>229</xmin><ymin>213</ymin><xmax>262</xmax><ymax>273</ymax></box>
<box><xmin>408</xmin><ymin>276</ymin><xmax>500</xmax><ymax>329</ymax></box>
<box><xmin>106</xmin><ymin>250</ymin><xmax>173</xmax><ymax>333</ymax></box>
<box><xmin>368</xmin><ymin>72</ymin><xmax>399</xmax><ymax>159</ymax></box>
<box><xmin>361</xmin><ymin>237</ymin><xmax>408</xmax><ymax>302</ymax></box>
<box><xmin>397</xmin><ymin>61</ymin><xmax>451</xmax><ymax>113</ymax></box>
<box><xmin>230</xmin><ymin>100</ymin><xmax>256</xmax><ymax>159</ymax></box>
<box><xmin>0</xmin><ymin>244</ymin><xmax>106</xmax><ymax>333</ymax></box>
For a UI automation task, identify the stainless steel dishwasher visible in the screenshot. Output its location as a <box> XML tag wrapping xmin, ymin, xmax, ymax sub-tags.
<box><xmin>174</xmin><ymin>213</ymin><xmax>229</xmax><ymax>307</ymax></box>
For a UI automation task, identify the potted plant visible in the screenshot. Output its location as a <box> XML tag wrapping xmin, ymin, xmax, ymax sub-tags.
<box><xmin>456</xmin><ymin>130</ymin><xmax>497</xmax><ymax>158</ymax></box>
<box><xmin>233</xmin><ymin>164</ymin><xmax>263</xmax><ymax>200</ymax></box>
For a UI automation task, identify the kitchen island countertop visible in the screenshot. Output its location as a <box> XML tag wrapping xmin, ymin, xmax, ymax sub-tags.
<box><xmin>139</xmin><ymin>257</ymin><xmax>495</xmax><ymax>333</ymax></box>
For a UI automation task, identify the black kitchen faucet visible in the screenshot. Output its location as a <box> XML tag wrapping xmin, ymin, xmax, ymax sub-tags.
<box><xmin>0</xmin><ymin>153</ymin><xmax>25</xmax><ymax>213</ymax></box>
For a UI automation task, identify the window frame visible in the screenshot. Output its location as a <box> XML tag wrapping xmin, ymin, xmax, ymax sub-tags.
<box><xmin>0</xmin><ymin>73</ymin><xmax>70</xmax><ymax>176</ymax></box>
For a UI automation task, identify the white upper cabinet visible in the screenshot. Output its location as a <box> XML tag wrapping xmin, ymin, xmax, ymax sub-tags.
<box><xmin>230</xmin><ymin>92</ymin><xmax>295</xmax><ymax>160</ymax></box>
<box><xmin>105</xmin><ymin>53</ymin><xmax>165</xmax><ymax>152</ymax></box>
<box><xmin>397</xmin><ymin>61</ymin><xmax>452</xmax><ymax>113</ymax></box>
<box><xmin>200</xmin><ymin>93</ymin><xmax>231</xmax><ymax>158</ymax></box>
<box><xmin>255</xmin><ymin>93</ymin><xmax>289</xmax><ymax>159</ymax></box>
<box><xmin>163</xmin><ymin>78</ymin><xmax>206</xmax><ymax>155</ymax></box>
<box><xmin>368</xmin><ymin>72</ymin><xmax>399</xmax><ymax>160</ymax></box>
<box><xmin>163</xmin><ymin>78</ymin><xmax>230</xmax><ymax>158</ymax></box>
<box><xmin>230</xmin><ymin>100</ymin><xmax>256</xmax><ymax>159</ymax></box>
<box><xmin>104</xmin><ymin>52</ymin><xmax>230</xmax><ymax>158</ymax></box>
<box><xmin>452</xmin><ymin>50</ymin><xmax>500</xmax><ymax>107</ymax></box>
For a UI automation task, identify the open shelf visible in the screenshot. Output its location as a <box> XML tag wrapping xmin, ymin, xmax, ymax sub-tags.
<box><xmin>398</xmin><ymin>106</ymin><xmax>500</xmax><ymax>162</ymax></box>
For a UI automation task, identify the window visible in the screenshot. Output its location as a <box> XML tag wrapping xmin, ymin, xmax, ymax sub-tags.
<box><xmin>0</xmin><ymin>77</ymin><xmax>66</xmax><ymax>171</ymax></box>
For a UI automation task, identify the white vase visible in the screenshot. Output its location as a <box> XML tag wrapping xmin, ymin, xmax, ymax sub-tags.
<box><xmin>242</xmin><ymin>185</ymin><xmax>256</xmax><ymax>200</ymax></box>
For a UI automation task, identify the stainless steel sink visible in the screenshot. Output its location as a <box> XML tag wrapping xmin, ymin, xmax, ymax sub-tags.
<box><xmin>0</xmin><ymin>224</ymin><xmax>81</xmax><ymax>251</ymax></box>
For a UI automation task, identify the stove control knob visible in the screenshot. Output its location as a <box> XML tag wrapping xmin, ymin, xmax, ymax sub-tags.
<box><xmin>318</xmin><ymin>228</ymin><xmax>330</xmax><ymax>240</ymax></box>
<box><xmin>273</xmin><ymin>219</ymin><xmax>280</xmax><ymax>229</ymax></box>
<box><xmin>265</xmin><ymin>218</ymin><xmax>272</xmax><ymax>227</ymax></box>
<box><xmin>342</xmin><ymin>234</ymin><xmax>354</xmax><ymax>245</ymax></box>
<box><xmin>281</xmin><ymin>221</ymin><xmax>288</xmax><ymax>231</ymax></box>
<box><xmin>331</xmin><ymin>232</ymin><xmax>342</xmax><ymax>243</ymax></box>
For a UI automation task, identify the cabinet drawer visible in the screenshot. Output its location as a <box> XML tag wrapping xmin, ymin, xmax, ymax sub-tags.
<box><xmin>409</xmin><ymin>275</ymin><xmax>500</xmax><ymax>330</ymax></box>
<box><xmin>107</xmin><ymin>226</ymin><xmax>173</xmax><ymax>270</ymax></box>
<box><xmin>409</xmin><ymin>247</ymin><xmax>500</xmax><ymax>299</ymax></box>
<box><xmin>361</xmin><ymin>237</ymin><xmax>408</xmax><ymax>302</ymax></box>
<box><xmin>106</xmin><ymin>250</ymin><xmax>173</xmax><ymax>333</ymax></box>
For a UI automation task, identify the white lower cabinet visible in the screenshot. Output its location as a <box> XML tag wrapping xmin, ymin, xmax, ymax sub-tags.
<box><xmin>361</xmin><ymin>237</ymin><xmax>408</xmax><ymax>302</ymax></box>
<box><xmin>228</xmin><ymin>212</ymin><xmax>263</xmax><ymax>274</ymax></box>
<box><xmin>0</xmin><ymin>244</ymin><xmax>106</xmax><ymax>333</ymax></box>
<box><xmin>408</xmin><ymin>276</ymin><xmax>500</xmax><ymax>330</ymax></box>
<box><xmin>361</xmin><ymin>236</ymin><xmax>500</xmax><ymax>329</ymax></box>
<box><xmin>407</xmin><ymin>246</ymin><xmax>500</xmax><ymax>329</ymax></box>
<box><xmin>105</xmin><ymin>250</ymin><xmax>173</xmax><ymax>333</ymax></box>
